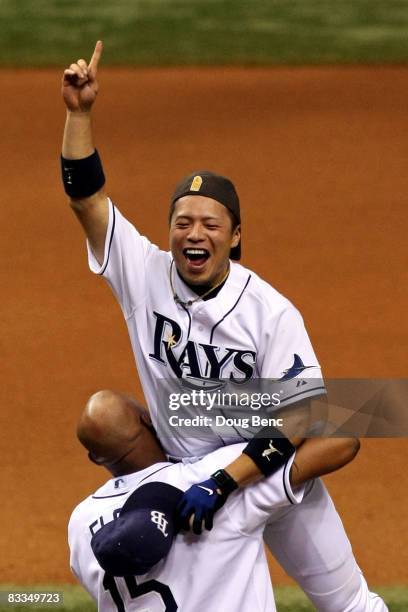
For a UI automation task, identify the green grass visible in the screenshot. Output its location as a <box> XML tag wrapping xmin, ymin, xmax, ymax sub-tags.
<box><xmin>1</xmin><ymin>0</ymin><xmax>408</xmax><ymax>66</ymax></box>
<box><xmin>0</xmin><ymin>585</ymin><xmax>407</xmax><ymax>611</ymax></box>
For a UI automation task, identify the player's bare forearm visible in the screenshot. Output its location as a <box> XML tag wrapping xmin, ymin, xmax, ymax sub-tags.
<box><xmin>224</xmin><ymin>452</ymin><xmax>263</xmax><ymax>486</ymax></box>
<box><xmin>289</xmin><ymin>436</ymin><xmax>360</xmax><ymax>487</ymax></box>
<box><xmin>225</xmin><ymin>436</ymin><xmax>359</xmax><ymax>488</ymax></box>
<box><xmin>62</xmin><ymin>110</ymin><xmax>95</xmax><ymax>160</ymax></box>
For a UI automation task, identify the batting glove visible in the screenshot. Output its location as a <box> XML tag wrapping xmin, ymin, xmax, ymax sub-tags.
<box><xmin>177</xmin><ymin>469</ymin><xmax>238</xmax><ymax>535</ymax></box>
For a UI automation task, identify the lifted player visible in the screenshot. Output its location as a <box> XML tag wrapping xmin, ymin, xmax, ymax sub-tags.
<box><xmin>62</xmin><ymin>43</ymin><xmax>387</xmax><ymax>611</ymax></box>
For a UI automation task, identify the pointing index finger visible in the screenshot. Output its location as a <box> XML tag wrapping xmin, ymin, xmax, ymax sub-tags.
<box><xmin>89</xmin><ymin>40</ymin><xmax>103</xmax><ymax>74</ymax></box>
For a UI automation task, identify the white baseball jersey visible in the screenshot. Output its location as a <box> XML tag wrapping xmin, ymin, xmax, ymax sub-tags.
<box><xmin>85</xmin><ymin>202</ymin><xmax>387</xmax><ymax>612</ymax></box>
<box><xmin>87</xmin><ymin>200</ymin><xmax>325</xmax><ymax>459</ymax></box>
<box><xmin>69</xmin><ymin>444</ymin><xmax>304</xmax><ymax>612</ymax></box>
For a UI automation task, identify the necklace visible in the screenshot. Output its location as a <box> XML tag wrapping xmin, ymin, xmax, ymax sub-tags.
<box><xmin>169</xmin><ymin>259</ymin><xmax>230</xmax><ymax>307</ymax></box>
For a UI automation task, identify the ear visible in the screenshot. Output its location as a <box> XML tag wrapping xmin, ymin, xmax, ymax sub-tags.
<box><xmin>231</xmin><ymin>224</ymin><xmax>241</xmax><ymax>248</ymax></box>
<box><xmin>140</xmin><ymin>411</ymin><xmax>154</xmax><ymax>429</ymax></box>
<box><xmin>88</xmin><ymin>451</ymin><xmax>105</xmax><ymax>465</ymax></box>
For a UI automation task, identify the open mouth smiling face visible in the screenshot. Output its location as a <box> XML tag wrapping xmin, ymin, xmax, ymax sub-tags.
<box><xmin>169</xmin><ymin>195</ymin><xmax>240</xmax><ymax>288</ymax></box>
<box><xmin>183</xmin><ymin>247</ymin><xmax>210</xmax><ymax>269</ymax></box>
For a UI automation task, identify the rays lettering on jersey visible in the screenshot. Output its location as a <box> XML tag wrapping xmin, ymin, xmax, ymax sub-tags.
<box><xmin>149</xmin><ymin>312</ymin><xmax>257</xmax><ymax>382</ymax></box>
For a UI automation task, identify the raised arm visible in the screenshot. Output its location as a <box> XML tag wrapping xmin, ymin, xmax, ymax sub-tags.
<box><xmin>61</xmin><ymin>40</ymin><xmax>108</xmax><ymax>264</ymax></box>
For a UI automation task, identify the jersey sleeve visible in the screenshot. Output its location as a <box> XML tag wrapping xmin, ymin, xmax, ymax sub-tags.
<box><xmin>68</xmin><ymin>502</ymin><xmax>107</xmax><ymax>602</ymax></box>
<box><xmin>260</xmin><ymin>306</ymin><xmax>326</xmax><ymax>408</ymax></box>
<box><xmin>67</xmin><ymin>511</ymin><xmax>86</xmax><ymax>592</ymax></box>
<box><xmin>226</xmin><ymin>453</ymin><xmax>306</xmax><ymax>535</ymax></box>
<box><xmin>87</xmin><ymin>198</ymin><xmax>159</xmax><ymax>318</ymax></box>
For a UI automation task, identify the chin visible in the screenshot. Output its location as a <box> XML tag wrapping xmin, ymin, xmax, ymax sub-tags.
<box><xmin>184</xmin><ymin>270</ymin><xmax>211</xmax><ymax>285</ymax></box>
<box><xmin>175</xmin><ymin>259</ymin><xmax>211</xmax><ymax>285</ymax></box>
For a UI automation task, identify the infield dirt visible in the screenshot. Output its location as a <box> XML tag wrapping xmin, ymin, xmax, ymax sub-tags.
<box><xmin>0</xmin><ymin>66</ymin><xmax>407</xmax><ymax>585</ymax></box>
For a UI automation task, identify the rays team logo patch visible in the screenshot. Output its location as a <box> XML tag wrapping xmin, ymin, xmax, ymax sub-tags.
<box><xmin>190</xmin><ymin>175</ymin><xmax>202</xmax><ymax>191</ymax></box>
<box><xmin>279</xmin><ymin>354</ymin><xmax>316</xmax><ymax>381</ymax></box>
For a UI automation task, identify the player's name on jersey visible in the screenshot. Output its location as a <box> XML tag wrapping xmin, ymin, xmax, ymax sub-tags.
<box><xmin>168</xmin><ymin>415</ymin><xmax>284</xmax><ymax>429</ymax></box>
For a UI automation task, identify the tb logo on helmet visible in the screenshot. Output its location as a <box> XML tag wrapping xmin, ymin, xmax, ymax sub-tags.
<box><xmin>151</xmin><ymin>511</ymin><xmax>169</xmax><ymax>537</ymax></box>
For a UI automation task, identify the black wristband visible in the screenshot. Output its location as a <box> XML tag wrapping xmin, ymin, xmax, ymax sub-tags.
<box><xmin>242</xmin><ymin>432</ymin><xmax>295</xmax><ymax>477</ymax></box>
<box><xmin>211</xmin><ymin>469</ymin><xmax>238</xmax><ymax>495</ymax></box>
<box><xmin>61</xmin><ymin>149</ymin><xmax>105</xmax><ymax>198</ymax></box>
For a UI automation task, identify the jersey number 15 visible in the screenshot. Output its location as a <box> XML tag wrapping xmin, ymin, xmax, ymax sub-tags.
<box><xmin>103</xmin><ymin>573</ymin><xmax>177</xmax><ymax>611</ymax></box>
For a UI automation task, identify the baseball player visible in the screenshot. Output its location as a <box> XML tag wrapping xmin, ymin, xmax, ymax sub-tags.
<box><xmin>69</xmin><ymin>390</ymin><xmax>308</xmax><ymax>611</ymax></box>
<box><xmin>69</xmin><ymin>390</ymin><xmax>377</xmax><ymax>612</ymax></box>
<box><xmin>62</xmin><ymin>43</ymin><xmax>387</xmax><ymax>611</ymax></box>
